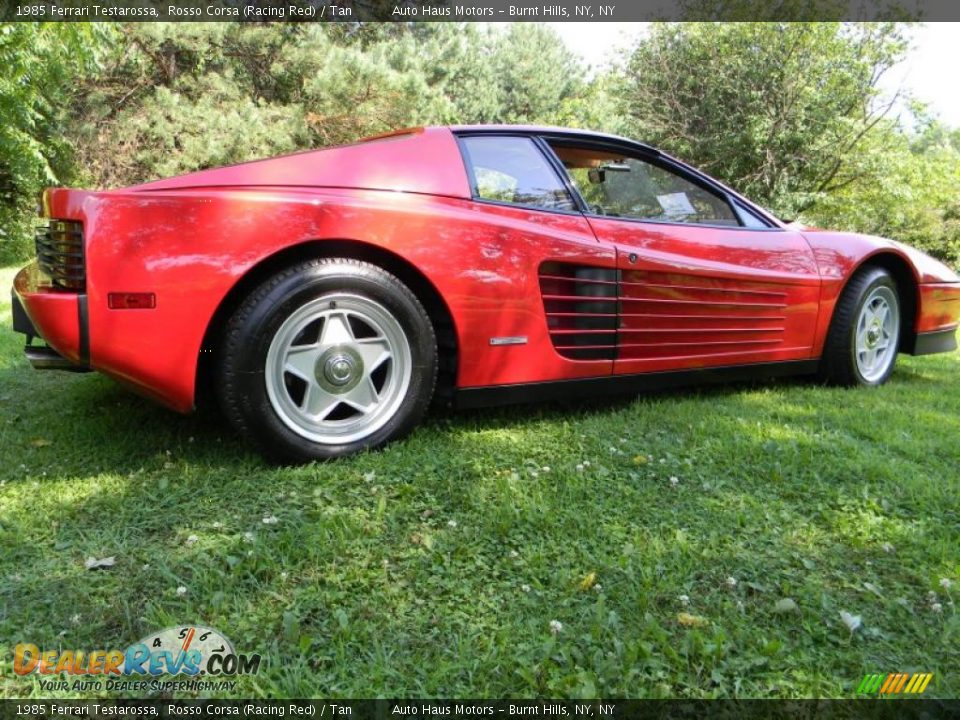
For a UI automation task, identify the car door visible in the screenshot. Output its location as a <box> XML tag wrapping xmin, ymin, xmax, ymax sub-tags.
<box><xmin>543</xmin><ymin>139</ymin><xmax>822</xmax><ymax>375</ymax></box>
<box><xmin>452</xmin><ymin>133</ymin><xmax>618</xmax><ymax>385</ymax></box>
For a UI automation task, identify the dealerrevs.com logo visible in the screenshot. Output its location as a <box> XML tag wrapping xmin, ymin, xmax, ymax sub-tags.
<box><xmin>14</xmin><ymin>625</ymin><xmax>261</xmax><ymax>693</ymax></box>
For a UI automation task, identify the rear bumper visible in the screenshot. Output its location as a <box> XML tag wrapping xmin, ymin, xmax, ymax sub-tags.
<box><xmin>11</xmin><ymin>262</ymin><xmax>90</xmax><ymax>372</ymax></box>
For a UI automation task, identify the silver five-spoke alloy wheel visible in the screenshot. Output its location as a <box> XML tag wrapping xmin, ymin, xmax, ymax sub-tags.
<box><xmin>854</xmin><ymin>285</ymin><xmax>899</xmax><ymax>383</ymax></box>
<box><xmin>265</xmin><ymin>293</ymin><xmax>412</xmax><ymax>444</ymax></box>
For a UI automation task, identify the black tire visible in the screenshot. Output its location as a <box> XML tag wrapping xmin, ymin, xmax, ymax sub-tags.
<box><xmin>217</xmin><ymin>258</ymin><xmax>437</xmax><ymax>463</ymax></box>
<box><xmin>818</xmin><ymin>265</ymin><xmax>901</xmax><ymax>387</ymax></box>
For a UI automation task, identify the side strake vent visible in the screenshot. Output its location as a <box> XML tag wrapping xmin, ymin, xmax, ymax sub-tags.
<box><xmin>539</xmin><ymin>262</ymin><xmax>618</xmax><ymax>360</ymax></box>
<box><xmin>618</xmin><ymin>268</ymin><xmax>787</xmax><ymax>361</ymax></box>
<box><xmin>36</xmin><ymin>219</ymin><xmax>85</xmax><ymax>291</ymax></box>
<box><xmin>539</xmin><ymin>262</ymin><xmax>789</xmax><ymax>362</ymax></box>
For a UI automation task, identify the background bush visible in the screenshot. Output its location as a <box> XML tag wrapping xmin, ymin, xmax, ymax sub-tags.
<box><xmin>1</xmin><ymin>21</ymin><xmax>958</xmax><ymax>267</ymax></box>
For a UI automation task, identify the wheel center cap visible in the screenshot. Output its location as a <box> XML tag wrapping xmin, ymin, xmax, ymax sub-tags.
<box><xmin>315</xmin><ymin>345</ymin><xmax>364</xmax><ymax>394</ymax></box>
<box><xmin>867</xmin><ymin>324</ymin><xmax>881</xmax><ymax>347</ymax></box>
<box><xmin>326</xmin><ymin>355</ymin><xmax>354</xmax><ymax>385</ymax></box>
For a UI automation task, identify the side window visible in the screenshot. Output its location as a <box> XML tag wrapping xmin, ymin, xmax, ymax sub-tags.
<box><xmin>733</xmin><ymin>202</ymin><xmax>771</xmax><ymax>229</ymax></box>
<box><xmin>460</xmin><ymin>136</ymin><xmax>575</xmax><ymax>211</ymax></box>
<box><xmin>550</xmin><ymin>144</ymin><xmax>740</xmax><ymax>226</ymax></box>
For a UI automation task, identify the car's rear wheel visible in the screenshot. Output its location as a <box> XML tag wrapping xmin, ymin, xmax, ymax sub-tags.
<box><xmin>819</xmin><ymin>266</ymin><xmax>901</xmax><ymax>387</ymax></box>
<box><xmin>217</xmin><ymin>258</ymin><xmax>437</xmax><ymax>462</ymax></box>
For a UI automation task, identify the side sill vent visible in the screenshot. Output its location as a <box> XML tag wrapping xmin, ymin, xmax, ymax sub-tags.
<box><xmin>539</xmin><ymin>261</ymin><xmax>618</xmax><ymax>360</ymax></box>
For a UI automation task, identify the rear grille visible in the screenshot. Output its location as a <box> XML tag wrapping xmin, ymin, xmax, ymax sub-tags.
<box><xmin>36</xmin><ymin>219</ymin><xmax>85</xmax><ymax>291</ymax></box>
<box><xmin>539</xmin><ymin>262</ymin><xmax>618</xmax><ymax>360</ymax></box>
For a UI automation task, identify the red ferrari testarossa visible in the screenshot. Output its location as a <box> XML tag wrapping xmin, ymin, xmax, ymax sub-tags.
<box><xmin>12</xmin><ymin>126</ymin><xmax>960</xmax><ymax>461</ymax></box>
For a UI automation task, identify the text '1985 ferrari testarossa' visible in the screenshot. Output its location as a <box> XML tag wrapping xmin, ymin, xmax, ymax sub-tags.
<box><xmin>11</xmin><ymin>126</ymin><xmax>960</xmax><ymax>461</ymax></box>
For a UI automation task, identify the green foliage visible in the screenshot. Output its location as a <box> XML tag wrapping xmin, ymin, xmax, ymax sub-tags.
<box><xmin>619</xmin><ymin>23</ymin><xmax>911</xmax><ymax>219</ymax></box>
<box><xmin>1</xmin><ymin>22</ymin><xmax>958</xmax><ymax>268</ymax></box>
<box><xmin>68</xmin><ymin>23</ymin><xmax>591</xmax><ymax>189</ymax></box>
<box><xmin>0</xmin><ymin>23</ymin><xmax>106</xmax><ymax>264</ymax></box>
<box><xmin>809</xmin><ymin>117</ymin><xmax>960</xmax><ymax>265</ymax></box>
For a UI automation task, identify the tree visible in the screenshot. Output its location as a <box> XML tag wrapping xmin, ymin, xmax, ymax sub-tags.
<box><xmin>619</xmin><ymin>23</ymin><xmax>910</xmax><ymax>219</ymax></box>
<box><xmin>0</xmin><ymin>23</ymin><xmax>106</xmax><ymax>264</ymax></box>
<box><xmin>66</xmin><ymin>22</ymin><xmax>593</xmax><ymax>192</ymax></box>
<box><xmin>811</xmin><ymin>117</ymin><xmax>960</xmax><ymax>266</ymax></box>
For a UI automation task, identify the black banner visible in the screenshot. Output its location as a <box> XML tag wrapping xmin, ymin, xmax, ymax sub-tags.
<box><xmin>2</xmin><ymin>0</ymin><xmax>960</xmax><ymax>22</ymax></box>
<box><xmin>1</xmin><ymin>701</ymin><xmax>960</xmax><ymax>720</ymax></box>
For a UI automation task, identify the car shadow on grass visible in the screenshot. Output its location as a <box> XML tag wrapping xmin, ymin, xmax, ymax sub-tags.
<box><xmin>1</xmin><ymin>350</ymin><xmax>824</xmax><ymax>478</ymax></box>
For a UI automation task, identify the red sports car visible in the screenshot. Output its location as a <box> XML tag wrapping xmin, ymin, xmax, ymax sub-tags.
<box><xmin>12</xmin><ymin>126</ymin><xmax>960</xmax><ymax>462</ymax></box>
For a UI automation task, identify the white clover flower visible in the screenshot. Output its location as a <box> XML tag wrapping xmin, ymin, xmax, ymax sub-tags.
<box><xmin>881</xmin><ymin>542</ymin><xmax>895</xmax><ymax>553</ymax></box>
<box><xmin>839</xmin><ymin>610</ymin><xmax>862</xmax><ymax>633</ymax></box>
<box><xmin>530</xmin><ymin>470</ymin><xmax>539</xmax><ymax>478</ymax></box>
<box><xmin>176</xmin><ymin>586</ymin><xmax>187</xmax><ymax>597</ymax></box>
<box><xmin>186</xmin><ymin>534</ymin><xmax>199</xmax><ymax>545</ymax></box>
<box><xmin>243</xmin><ymin>531</ymin><xmax>255</xmax><ymax>543</ymax></box>
<box><xmin>725</xmin><ymin>576</ymin><xmax>738</xmax><ymax>588</ymax></box>
<box><xmin>447</xmin><ymin>519</ymin><xmax>458</xmax><ymax>528</ymax></box>
<box><xmin>212</xmin><ymin>521</ymin><xmax>223</xmax><ymax>529</ymax></box>
<box><xmin>549</xmin><ymin>620</ymin><xmax>563</xmax><ymax>635</ymax></box>
<box><xmin>931</xmin><ymin>602</ymin><xmax>943</xmax><ymax>613</ymax></box>
<box><xmin>142</xmin><ymin>563</ymin><xmax>150</xmax><ymax>570</ymax></box>
<box><xmin>575</xmin><ymin>463</ymin><xmax>585</xmax><ymax>472</ymax></box>
<box><xmin>669</xmin><ymin>476</ymin><xmax>679</xmax><ymax>486</ymax></box>
<box><xmin>363</xmin><ymin>471</ymin><xmax>376</xmax><ymax>482</ymax></box>
<box><xmin>71</xmin><ymin>614</ymin><xmax>81</xmax><ymax>625</ymax></box>
<box><xmin>593</xmin><ymin>583</ymin><xmax>603</xmax><ymax>592</ymax></box>
<box><xmin>262</xmin><ymin>515</ymin><xmax>279</xmax><ymax>525</ymax></box>
<box><xmin>521</xmin><ymin>584</ymin><xmax>531</xmax><ymax>593</ymax></box>
<box><xmin>541</xmin><ymin>466</ymin><xmax>551</xmax><ymax>472</ymax></box>
<box><xmin>509</xmin><ymin>550</ymin><xmax>520</xmax><ymax>559</ymax></box>
<box><xmin>583</xmin><ymin>460</ymin><xmax>591</xmax><ymax>467</ymax></box>
<box><xmin>678</xmin><ymin>594</ymin><xmax>690</xmax><ymax>606</ymax></box>
<box><xmin>280</xmin><ymin>571</ymin><xmax>288</xmax><ymax>581</ymax></box>
<box><xmin>940</xmin><ymin>578</ymin><xmax>953</xmax><ymax>590</ymax></box>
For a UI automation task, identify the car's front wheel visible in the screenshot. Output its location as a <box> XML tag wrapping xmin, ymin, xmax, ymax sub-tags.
<box><xmin>819</xmin><ymin>265</ymin><xmax>901</xmax><ymax>387</ymax></box>
<box><xmin>217</xmin><ymin>258</ymin><xmax>437</xmax><ymax>462</ymax></box>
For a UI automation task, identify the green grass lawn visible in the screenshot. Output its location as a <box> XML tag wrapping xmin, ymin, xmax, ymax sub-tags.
<box><xmin>1</xmin><ymin>264</ymin><xmax>958</xmax><ymax>699</ymax></box>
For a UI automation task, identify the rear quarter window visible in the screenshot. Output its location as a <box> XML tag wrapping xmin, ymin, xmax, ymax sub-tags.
<box><xmin>460</xmin><ymin>136</ymin><xmax>575</xmax><ymax>211</ymax></box>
